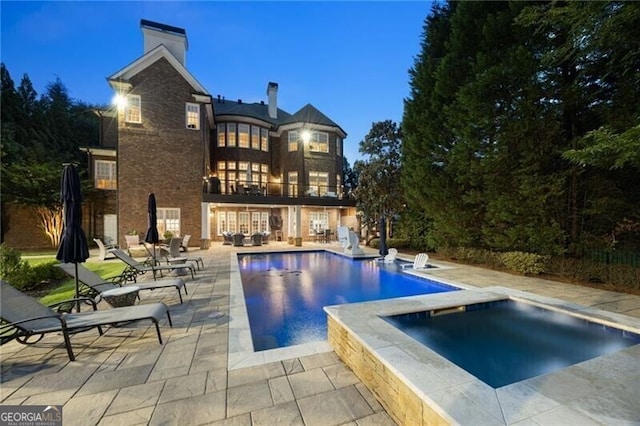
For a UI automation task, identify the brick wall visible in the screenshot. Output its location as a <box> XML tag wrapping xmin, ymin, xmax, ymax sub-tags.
<box><xmin>116</xmin><ymin>57</ymin><xmax>203</xmax><ymax>247</ymax></box>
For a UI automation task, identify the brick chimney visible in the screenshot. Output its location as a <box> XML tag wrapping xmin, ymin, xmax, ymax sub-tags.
<box><xmin>267</xmin><ymin>82</ymin><xmax>278</xmax><ymax>119</ymax></box>
<box><xmin>141</xmin><ymin>19</ymin><xmax>188</xmax><ymax>66</ymax></box>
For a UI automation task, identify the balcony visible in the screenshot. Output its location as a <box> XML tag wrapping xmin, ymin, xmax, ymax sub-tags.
<box><xmin>202</xmin><ymin>180</ymin><xmax>356</xmax><ymax>207</ymax></box>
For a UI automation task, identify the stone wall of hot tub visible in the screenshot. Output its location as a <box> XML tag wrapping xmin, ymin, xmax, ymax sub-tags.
<box><xmin>327</xmin><ymin>315</ymin><xmax>450</xmax><ymax>426</ymax></box>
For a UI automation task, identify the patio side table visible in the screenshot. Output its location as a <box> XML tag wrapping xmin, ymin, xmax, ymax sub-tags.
<box><xmin>101</xmin><ymin>286</ymin><xmax>140</xmax><ymax>307</ymax></box>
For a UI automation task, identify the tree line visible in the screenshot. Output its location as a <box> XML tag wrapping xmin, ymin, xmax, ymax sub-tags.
<box><xmin>1</xmin><ymin>63</ymin><xmax>99</xmax><ymax>246</ymax></box>
<box><xmin>394</xmin><ymin>1</ymin><xmax>640</xmax><ymax>257</ymax></box>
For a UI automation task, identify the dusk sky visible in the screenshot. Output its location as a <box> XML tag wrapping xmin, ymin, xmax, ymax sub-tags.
<box><xmin>1</xmin><ymin>1</ymin><xmax>430</xmax><ymax>163</ymax></box>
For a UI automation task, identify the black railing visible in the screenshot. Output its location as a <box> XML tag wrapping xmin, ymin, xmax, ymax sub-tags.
<box><xmin>204</xmin><ymin>179</ymin><xmax>352</xmax><ymax>200</ymax></box>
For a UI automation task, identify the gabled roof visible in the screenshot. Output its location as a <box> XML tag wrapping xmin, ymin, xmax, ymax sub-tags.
<box><xmin>107</xmin><ymin>44</ymin><xmax>208</xmax><ymax>95</ymax></box>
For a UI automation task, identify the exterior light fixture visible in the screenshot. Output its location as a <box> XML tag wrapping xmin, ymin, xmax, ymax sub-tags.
<box><xmin>112</xmin><ymin>94</ymin><xmax>128</xmax><ymax>109</ymax></box>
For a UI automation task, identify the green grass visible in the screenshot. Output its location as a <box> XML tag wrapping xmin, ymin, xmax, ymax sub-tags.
<box><xmin>33</xmin><ymin>260</ymin><xmax>127</xmax><ymax>306</ymax></box>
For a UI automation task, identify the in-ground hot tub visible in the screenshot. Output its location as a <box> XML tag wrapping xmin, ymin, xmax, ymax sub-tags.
<box><xmin>325</xmin><ymin>287</ymin><xmax>640</xmax><ymax>425</ymax></box>
<box><xmin>383</xmin><ymin>299</ymin><xmax>640</xmax><ymax>388</ymax></box>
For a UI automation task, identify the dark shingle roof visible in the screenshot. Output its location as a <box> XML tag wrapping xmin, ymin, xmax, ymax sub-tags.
<box><xmin>212</xmin><ymin>99</ymin><xmax>346</xmax><ymax>136</ymax></box>
<box><xmin>292</xmin><ymin>104</ymin><xmax>341</xmax><ymax>128</ymax></box>
<box><xmin>212</xmin><ymin>100</ymin><xmax>294</xmax><ymax>127</ymax></box>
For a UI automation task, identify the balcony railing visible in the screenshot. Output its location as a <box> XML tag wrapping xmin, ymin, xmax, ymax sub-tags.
<box><xmin>204</xmin><ymin>179</ymin><xmax>353</xmax><ymax>201</ymax></box>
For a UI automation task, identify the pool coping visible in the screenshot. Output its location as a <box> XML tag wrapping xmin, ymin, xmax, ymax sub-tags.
<box><xmin>226</xmin><ymin>248</ymin><xmax>456</xmax><ymax>370</ymax></box>
<box><xmin>324</xmin><ymin>286</ymin><xmax>640</xmax><ymax>425</ymax></box>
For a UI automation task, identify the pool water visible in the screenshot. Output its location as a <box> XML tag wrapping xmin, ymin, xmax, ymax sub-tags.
<box><xmin>384</xmin><ymin>299</ymin><xmax>640</xmax><ymax>388</ymax></box>
<box><xmin>238</xmin><ymin>251</ymin><xmax>457</xmax><ymax>351</ymax></box>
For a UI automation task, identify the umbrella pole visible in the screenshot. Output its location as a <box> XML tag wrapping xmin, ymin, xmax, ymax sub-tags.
<box><xmin>75</xmin><ymin>263</ymin><xmax>80</xmax><ymax>313</ymax></box>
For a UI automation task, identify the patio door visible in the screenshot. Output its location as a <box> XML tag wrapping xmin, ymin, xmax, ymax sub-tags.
<box><xmin>103</xmin><ymin>214</ymin><xmax>117</xmax><ymax>246</ymax></box>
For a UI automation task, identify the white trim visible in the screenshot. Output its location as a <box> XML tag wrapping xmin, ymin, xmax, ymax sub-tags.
<box><xmin>108</xmin><ymin>45</ymin><xmax>208</xmax><ymax>94</ymax></box>
<box><xmin>80</xmin><ymin>147</ymin><xmax>116</xmax><ymax>157</ymax></box>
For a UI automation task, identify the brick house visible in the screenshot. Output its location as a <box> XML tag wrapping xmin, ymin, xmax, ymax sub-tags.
<box><xmin>83</xmin><ymin>20</ymin><xmax>357</xmax><ymax>248</ymax></box>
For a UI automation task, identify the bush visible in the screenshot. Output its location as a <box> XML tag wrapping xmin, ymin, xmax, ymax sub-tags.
<box><xmin>0</xmin><ymin>245</ymin><xmax>68</xmax><ymax>291</ymax></box>
<box><xmin>0</xmin><ymin>244</ymin><xmax>23</xmax><ymax>279</ymax></box>
<box><xmin>500</xmin><ymin>251</ymin><xmax>549</xmax><ymax>275</ymax></box>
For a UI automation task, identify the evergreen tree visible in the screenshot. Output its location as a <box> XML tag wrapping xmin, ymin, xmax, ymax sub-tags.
<box><xmin>353</xmin><ymin>120</ymin><xmax>404</xmax><ymax>237</ymax></box>
<box><xmin>0</xmin><ymin>64</ymin><xmax>99</xmax><ymax>246</ymax></box>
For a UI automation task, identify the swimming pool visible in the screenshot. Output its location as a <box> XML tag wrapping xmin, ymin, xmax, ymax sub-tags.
<box><xmin>384</xmin><ymin>299</ymin><xmax>640</xmax><ymax>388</ymax></box>
<box><xmin>324</xmin><ymin>287</ymin><xmax>640</xmax><ymax>425</ymax></box>
<box><xmin>238</xmin><ymin>251</ymin><xmax>457</xmax><ymax>351</ymax></box>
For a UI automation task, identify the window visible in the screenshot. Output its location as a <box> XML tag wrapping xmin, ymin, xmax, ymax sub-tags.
<box><xmin>288</xmin><ymin>131</ymin><xmax>298</xmax><ymax>151</ymax></box>
<box><xmin>227</xmin><ymin>212</ymin><xmax>237</xmax><ymax>233</ymax></box>
<box><xmin>217</xmin><ymin>124</ymin><xmax>226</xmax><ymax>147</ymax></box>
<box><xmin>238</xmin><ymin>212</ymin><xmax>249</xmax><ymax>234</ymax></box>
<box><xmin>261</xmin><ymin>212</ymin><xmax>269</xmax><ymax>233</ymax></box>
<box><xmin>261</xmin><ymin>129</ymin><xmax>269</xmax><ymax>151</ymax></box>
<box><xmin>251</xmin><ymin>212</ymin><xmax>260</xmax><ymax>234</ymax></box>
<box><xmin>288</xmin><ymin>171</ymin><xmax>298</xmax><ymax>196</ymax></box>
<box><xmin>260</xmin><ymin>164</ymin><xmax>268</xmax><ymax>186</ymax></box>
<box><xmin>238</xmin><ymin>161</ymin><xmax>248</xmax><ymax>187</ymax></box>
<box><xmin>251</xmin><ymin>163</ymin><xmax>259</xmax><ymax>185</ymax></box>
<box><xmin>336</xmin><ymin>137</ymin><xmax>342</xmax><ymax>155</ymax></box>
<box><xmin>227</xmin><ymin>123</ymin><xmax>237</xmax><ymax>147</ymax></box>
<box><xmin>238</xmin><ymin>124</ymin><xmax>250</xmax><ymax>148</ymax></box>
<box><xmin>186</xmin><ymin>103</ymin><xmax>200</xmax><ymax>129</ymax></box>
<box><xmin>95</xmin><ymin>160</ymin><xmax>117</xmax><ymax>190</ymax></box>
<box><xmin>251</xmin><ymin>126</ymin><xmax>260</xmax><ymax>150</ymax></box>
<box><xmin>125</xmin><ymin>95</ymin><xmax>141</xmax><ymax>123</ymax></box>
<box><xmin>309</xmin><ymin>132</ymin><xmax>329</xmax><ymax>153</ymax></box>
<box><xmin>309</xmin><ymin>212</ymin><xmax>329</xmax><ymax>235</ymax></box>
<box><xmin>157</xmin><ymin>208</ymin><xmax>180</xmax><ymax>236</ymax></box>
<box><xmin>337</xmin><ymin>174</ymin><xmax>342</xmax><ymax>197</ymax></box>
<box><xmin>217</xmin><ymin>212</ymin><xmax>227</xmax><ymax>235</ymax></box>
<box><xmin>309</xmin><ymin>171</ymin><xmax>328</xmax><ymax>196</ymax></box>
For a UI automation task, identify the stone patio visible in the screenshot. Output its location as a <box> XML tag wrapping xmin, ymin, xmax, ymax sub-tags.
<box><xmin>1</xmin><ymin>242</ymin><xmax>639</xmax><ymax>425</ymax></box>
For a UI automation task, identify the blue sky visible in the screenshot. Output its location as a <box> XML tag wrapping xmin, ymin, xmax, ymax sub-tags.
<box><xmin>1</xmin><ymin>1</ymin><xmax>429</xmax><ymax>163</ymax></box>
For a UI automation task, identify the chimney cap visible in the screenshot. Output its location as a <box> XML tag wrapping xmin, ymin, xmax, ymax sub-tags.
<box><xmin>140</xmin><ymin>19</ymin><xmax>186</xmax><ymax>35</ymax></box>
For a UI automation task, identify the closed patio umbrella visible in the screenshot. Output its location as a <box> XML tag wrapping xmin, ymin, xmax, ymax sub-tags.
<box><xmin>379</xmin><ymin>216</ymin><xmax>388</xmax><ymax>257</ymax></box>
<box><xmin>56</xmin><ymin>163</ymin><xmax>90</xmax><ymax>312</ymax></box>
<box><xmin>144</xmin><ymin>193</ymin><xmax>160</xmax><ymax>264</ymax></box>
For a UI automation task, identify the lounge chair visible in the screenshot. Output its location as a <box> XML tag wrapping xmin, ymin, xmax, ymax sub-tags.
<box><xmin>180</xmin><ymin>234</ymin><xmax>191</xmax><ymax>251</ymax></box>
<box><xmin>56</xmin><ymin>263</ymin><xmax>188</xmax><ymax>304</ymax></box>
<box><xmin>0</xmin><ymin>280</ymin><xmax>172</xmax><ymax>361</ymax></box>
<box><xmin>168</xmin><ymin>238</ymin><xmax>203</xmax><ymax>270</ymax></box>
<box><xmin>401</xmin><ymin>253</ymin><xmax>429</xmax><ymax>270</ymax></box>
<box><xmin>110</xmin><ymin>249</ymin><xmax>195</xmax><ymax>281</ymax></box>
<box><xmin>143</xmin><ymin>242</ymin><xmax>171</xmax><ymax>266</ymax></box>
<box><xmin>93</xmin><ymin>238</ymin><xmax>117</xmax><ymax>261</ymax></box>
<box><xmin>125</xmin><ymin>235</ymin><xmax>146</xmax><ymax>257</ymax></box>
<box><xmin>377</xmin><ymin>248</ymin><xmax>398</xmax><ymax>263</ymax></box>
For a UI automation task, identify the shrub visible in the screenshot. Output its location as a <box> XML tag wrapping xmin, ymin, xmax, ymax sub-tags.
<box><xmin>0</xmin><ymin>244</ymin><xmax>23</xmax><ymax>279</ymax></box>
<box><xmin>387</xmin><ymin>238</ymin><xmax>411</xmax><ymax>249</ymax></box>
<box><xmin>500</xmin><ymin>251</ymin><xmax>549</xmax><ymax>275</ymax></box>
<box><xmin>369</xmin><ymin>238</ymin><xmax>379</xmax><ymax>249</ymax></box>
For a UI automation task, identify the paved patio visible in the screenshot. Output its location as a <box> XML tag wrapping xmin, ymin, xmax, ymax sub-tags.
<box><xmin>1</xmin><ymin>242</ymin><xmax>639</xmax><ymax>425</ymax></box>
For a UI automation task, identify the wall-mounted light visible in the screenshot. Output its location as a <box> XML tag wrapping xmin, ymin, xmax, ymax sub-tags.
<box><xmin>112</xmin><ymin>94</ymin><xmax>128</xmax><ymax>110</ymax></box>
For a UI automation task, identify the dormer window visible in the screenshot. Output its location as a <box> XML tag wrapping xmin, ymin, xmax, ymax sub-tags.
<box><xmin>186</xmin><ymin>103</ymin><xmax>200</xmax><ymax>130</ymax></box>
<box><xmin>125</xmin><ymin>95</ymin><xmax>141</xmax><ymax>123</ymax></box>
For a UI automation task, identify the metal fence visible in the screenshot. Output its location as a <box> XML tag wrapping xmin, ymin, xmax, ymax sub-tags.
<box><xmin>581</xmin><ymin>248</ymin><xmax>640</xmax><ymax>268</ymax></box>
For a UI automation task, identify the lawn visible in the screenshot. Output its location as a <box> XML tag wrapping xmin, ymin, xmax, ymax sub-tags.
<box><xmin>22</xmin><ymin>256</ymin><xmax>127</xmax><ymax>305</ymax></box>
